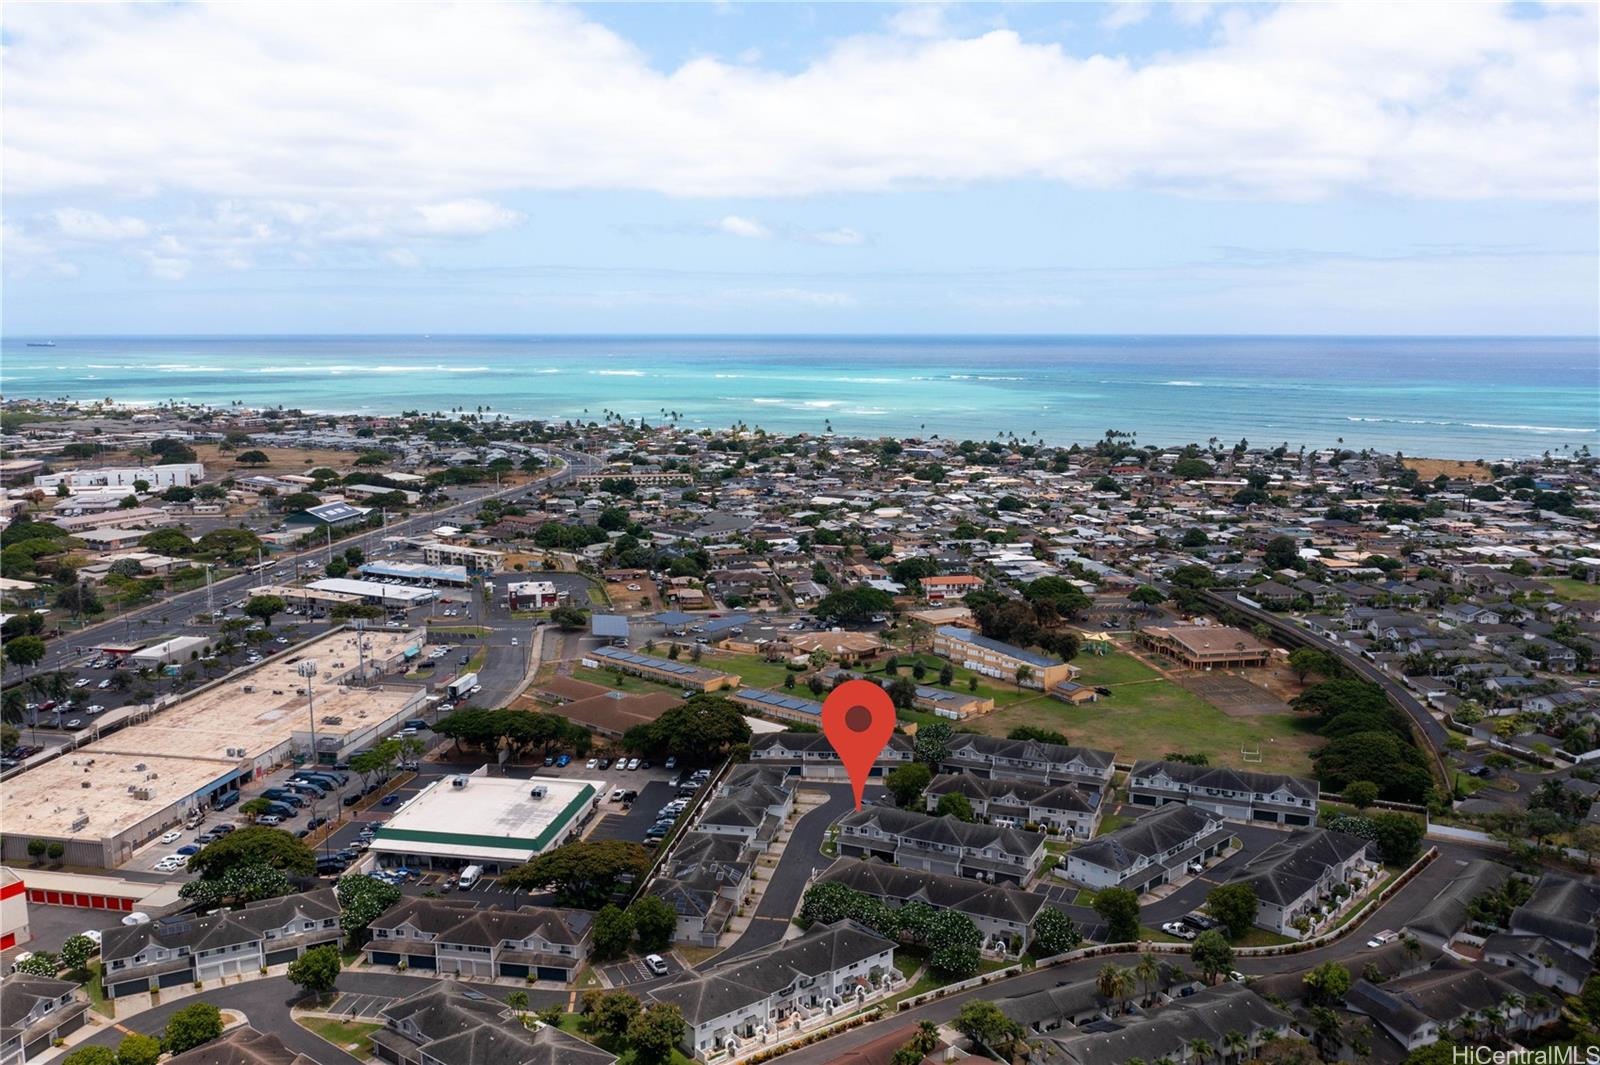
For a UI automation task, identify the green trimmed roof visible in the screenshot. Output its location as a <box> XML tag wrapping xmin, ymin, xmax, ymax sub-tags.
<box><xmin>373</xmin><ymin>783</ymin><xmax>595</xmax><ymax>855</ymax></box>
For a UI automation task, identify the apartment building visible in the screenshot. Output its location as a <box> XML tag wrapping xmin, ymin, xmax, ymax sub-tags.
<box><xmin>0</xmin><ymin>974</ymin><xmax>87</xmax><ymax>1065</ymax></box>
<box><xmin>749</xmin><ymin>730</ymin><xmax>914</xmax><ymax>781</ymax></box>
<box><xmin>35</xmin><ymin>462</ymin><xmax>204</xmax><ymax>490</ymax></box>
<box><xmin>1127</xmin><ymin>759</ymin><xmax>1319</xmax><ymax>826</ymax></box>
<box><xmin>370</xmin><ymin>983</ymin><xmax>614</xmax><ymax>1065</ymax></box>
<box><xmin>818</xmin><ymin>859</ymin><xmax>1046</xmax><ymax>953</ymax></box>
<box><xmin>942</xmin><ymin>733</ymin><xmax>1115</xmax><ymax>789</ymax></box>
<box><xmin>1223</xmin><ymin>828</ymin><xmax>1377</xmax><ymax>937</ymax></box>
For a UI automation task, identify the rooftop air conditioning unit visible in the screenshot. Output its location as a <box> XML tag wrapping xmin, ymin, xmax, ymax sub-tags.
<box><xmin>451</xmin><ymin>775</ymin><xmax>468</xmax><ymax>789</ymax></box>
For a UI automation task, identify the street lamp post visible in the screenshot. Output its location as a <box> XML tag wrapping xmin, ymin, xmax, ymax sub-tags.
<box><xmin>296</xmin><ymin>659</ymin><xmax>325</xmax><ymax>854</ymax></box>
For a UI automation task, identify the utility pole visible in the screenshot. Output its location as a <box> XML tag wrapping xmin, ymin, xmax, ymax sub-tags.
<box><xmin>296</xmin><ymin>659</ymin><xmax>324</xmax><ymax>851</ymax></box>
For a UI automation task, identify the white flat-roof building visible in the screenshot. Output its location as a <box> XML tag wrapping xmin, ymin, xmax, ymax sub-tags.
<box><xmin>370</xmin><ymin>771</ymin><xmax>603</xmax><ymax>873</ymax></box>
<box><xmin>307</xmin><ymin>577</ymin><xmax>435</xmax><ymax>607</ymax></box>
<box><xmin>508</xmin><ymin>580</ymin><xmax>563</xmax><ymax>610</ymax></box>
<box><xmin>131</xmin><ymin>635</ymin><xmax>218</xmax><ymax>668</ymax></box>
<box><xmin>35</xmin><ymin>463</ymin><xmax>205</xmax><ymax>490</ymax></box>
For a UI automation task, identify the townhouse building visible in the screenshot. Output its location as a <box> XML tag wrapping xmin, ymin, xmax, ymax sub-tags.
<box><xmin>1127</xmin><ymin>759</ymin><xmax>1319</xmax><ymax>825</ymax></box>
<box><xmin>100</xmin><ymin>889</ymin><xmax>341</xmax><ymax>997</ymax></box>
<box><xmin>370</xmin><ymin>982</ymin><xmax>614</xmax><ymax>1065</ymax></box>
<box><xmin>648</xmin><ymin>833</ymin><xmax>756</xmax><ymax>947</ymax></box>
<box><xmin>1222</xmin><ymin>827</ymin><xmax>1377</xmax><ymax>937</ymax></box>
<box><xmin>941</xmin><ymin>733</ymin><xmax>1115</xmax><ymax>789</ymax></box>
<box><xmin>1029</xmin><ymin>984</ymin><xmax>1295</xmax><ymax>1065</ymax></box>
<box><xmin>818</xmin><ymin>858</ymin><xmax>1046</xmax><ymax>953</ymax></box>
<box><xmin>0</xmin><ymin>974</ymin><xmax>87</xmax><ymax>1065</ymax></box>
<box><xmin>364</xmin><ymin>897</ymin><xmax>589</xmax><ymax>982</ymax></box>
<box><xmin>922</xmin><ymin>772</ymin><xmax>1104</xmax><ymax>839</ymax></box>
<box><xmin>1062</xmin><ymin>804</ymin><xmax>1232</xmax><ymax>894</ymax></box>
<box><xmin>750</xmin><ymin>730</ymin><xmax>914</xmax><ymax>781</ymax></box>
<box><xmin>647</xmin><ymin>919</ymin><xmax>898</xmax><ymax>1062</ymax></box>
<box><xmin>1345</xmin><ymin>958</ymin><xmax>1555</xmax><ymax>1053</ymax></box>
<box><xmin>836</xmin><ymin>807</ymin><xmax>1047</xmax><ymax>886</ymax></box>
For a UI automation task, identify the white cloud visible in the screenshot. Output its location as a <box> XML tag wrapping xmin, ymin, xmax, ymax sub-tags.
<box><xmin>809</xmin><ymin>227</ymin><xmax>866</xmax><ymax>246</ymax></box>
<box><xmin>51</xmin><ymin>208</ymin><xmax>149</xmax><ymax>241</ymax></box>
<box><xmin>1101</xmin><ymin>2</ymin><xmax>1152</xmax><ymax>32</ymax></box>
<box><xmin>0</xmin><ymin>1</ymin><xmax>1591</xmax><ymax>206</ymax></box>
<box><xmin>716</xmin><ymin>215</ymin><xmax>772</xmax><ymax>239</ymax></box>
<box><xmin>384</xmin><ymin>247</ymin><xmax>422</xmax><ymax>268</ymax></box>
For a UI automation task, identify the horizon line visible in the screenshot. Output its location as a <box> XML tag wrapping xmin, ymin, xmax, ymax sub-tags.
<box><xmin>5</xmin><ymin>332</ymin><xmax>1598</xmax><ymax>341</ymax></box>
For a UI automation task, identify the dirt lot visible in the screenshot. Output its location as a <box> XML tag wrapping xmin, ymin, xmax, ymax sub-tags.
<box><xmin>1172</xmin><ymin>671</ymin><xmax>1289</xmax><ymax>716</ymax></box>
<box><xmin>1403</xmin><ymin>457</ymin><xmax>1493</xmax><ymax>482</ymax></box>
<box><xmin>604</xmin><ymin>577</ymin><xmax>660</xmax><ymax>613</ymax></box>
<box><xmin>188</xmin><ymin>442</ymin><xmax>370</xmax><ymax>475</ymax></box>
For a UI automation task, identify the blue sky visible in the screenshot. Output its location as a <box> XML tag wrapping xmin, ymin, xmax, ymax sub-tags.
<box><xmin>2</xmin><ymin>2</ymin><xmax>1596</xmax><ymax>335</ymax></box>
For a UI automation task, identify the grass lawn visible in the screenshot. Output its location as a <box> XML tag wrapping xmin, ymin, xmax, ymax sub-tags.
<box><xmin>1549</xmin><ymin>578</ymin><xmax>1600</xmax><ymax>602</ymax></box>
<box><xmin>1138</xmin><ymin>925</ymin><xmax>1188</xmax><ymax>944</ymax></box>
<box><xmin>674</xmin><ymin>944</ymin><xmax>724</xmax><ymax>968</ymax></box>
<box><xmin>1095</xmin><ymin>812</ymin><xmax>1133</xmax><ymax>837</ymax></box>
<box><xmin>661</xmin><ymin>649</ymin><xmax>794</xmax><ymax>690</ymax></box>
<box><xmin>866</xmin><ymin>653</ymin><xmax>1037</xmax><ymax>708</ymax></box>
<box><xmin>555</xmin><ymin>1014</ymin><xmax>698</xmax><ymax>1065</ymax></box>
<box><xmin>296</xmin><ymin>1017</ymin><xmax>382</xmax><ymax>1058</ymax></box>
<box><xmin>1234</xmin><ymin>928</ymin><xmax>1295</xmax><ymax>948</ymax></box>
<box><xmin>969</xmin><ymin>652</ymin><xmax>1320</xmax><ymax>776</ymax></box>
<box><xmin>567</xmin><ymin>665</ymin><xmax>682</xmax><ymax>696</ymax></box>
<box><xmin>84</xmin><ymin>962</ymin><xmax>113</xmax><ymax>1017</ymax></box>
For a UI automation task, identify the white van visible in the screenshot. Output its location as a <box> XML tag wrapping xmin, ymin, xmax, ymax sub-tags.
<box><xmin>458</xmin><ymin>865</ymin><xmax>484</xmax><ymax>890</ymax></box>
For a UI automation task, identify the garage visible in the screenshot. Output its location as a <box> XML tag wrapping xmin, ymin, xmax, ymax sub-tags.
<box><xmin>109</xmin><ymin>978</ymin><xmax>149</xmax><ymax>999</ymax></box>
<box><xmin>536</xmin><ymin>965</ymin><xmax>571</xmax><ymax>982</ymax></box>
<box><xmin>499</xmin><ymin>963</ymin><xmax>529</xmax><ymax>979</ymax></box>
<box><xmin>369</xmin><ymin>951</ymin><xmax>401</xmax><ymax>966</ymax></box>
<box><xmin>265</xmin><ymin>947</ymin><xmax>299</xmax><ymax>966</ymax></box>
<box><xmin>157</xmin><ymin>969</ymin><xmax>191</xmax><ymax>989</ymax></box>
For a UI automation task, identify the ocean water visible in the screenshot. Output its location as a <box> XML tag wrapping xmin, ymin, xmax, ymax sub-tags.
<box><xmin>2</xmin><ymin>334</ymin><xmax>1595</xmax><ymax>459</ymax></box>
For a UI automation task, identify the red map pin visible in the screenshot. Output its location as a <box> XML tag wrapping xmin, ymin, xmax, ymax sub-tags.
<box><xmin>822</xmin><ymin>679</ymin><xmax>898</xmax><ymax>811</ymax></box>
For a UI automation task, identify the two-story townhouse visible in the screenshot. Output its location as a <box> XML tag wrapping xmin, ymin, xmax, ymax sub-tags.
<box><xmin>749</xmin><ymin>730</ymin><xmax>914</xmax><ymax>781</ymax></box>
<box><xmin>646</xmin><ymin>919</ymin><xmax>897</xmax><ymax>1062</ymax></box>
<box><xmin>165</xmin><ymin>1027</ymin><xmax>317</xmax><ymax>1065</ymax></box>
<box><xmin>835</xmin><ymin>807</ymin><xmax>1047</xmax><ymax>886</ymax></box>
<box><xmin>1345</xmin><ymin>958</ymin><xmax>1556</xmax><ymax>1053</ymax></box>
<box><xmin>940</xmin><ymin>733</ymin><xmax>1115</xmax><ymax>789</ymax></box>
<box><xmin>1222</xmin><ymin>828</ymin><xmax>1377</xmax><ymax>937</ymax></box>
<box><xmin>101</xmin><ymin>889</ymin><xmax>341</xmax><ymax>997</ymax></box>
<box><xmin>817</xmin><ymin>859</ymin><xmax>1045</xmax><ymax>953</ymax></box>
<box><xmin>648</xmin><ymin>833</ymin><xmax>756</xmax><ymax>946</ymax></box>
<box><xmin>1127</xmin><ymin>759</ymin><xmax>1319</xmax><ymax>825</ymax></box>
<box><xmin>997</xmin><ymin>962</ymin><xmax>1199</xmax><ymax>1035</ymax></box>
<box><xmin>364</xmin><ymin>897</ymin><xmax>589</xmax><ymax>982</ymax></box>
<box><xmin>1062</xmin><ymin>804</ymin><xmax>1232</xmax><ymax>894</ymax></box>
<box><xmin>921</xmin><ymin>772</ymin><xmax>1104</xmax><ymax>839</ymax></box>
<box><xmin>1028</xmin><ymin>983</ymin><xmax>1294</xmax><ymax>1065</ymax></box>
<box><xmin>370</xmin><ymin>982</ymin><xmax>614</xmax><ymax>1065</ymax></box>
<box><xmin>0</xmin><ymin>974</ymin><xmax>88</xmax><ymax>1065</ymax></box>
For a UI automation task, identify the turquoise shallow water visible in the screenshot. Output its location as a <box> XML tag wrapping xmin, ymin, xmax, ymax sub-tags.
<box><xmin>2</xmin><ymin>334</ymin><xmax>1595</xmax><ymax>458</ymax></box>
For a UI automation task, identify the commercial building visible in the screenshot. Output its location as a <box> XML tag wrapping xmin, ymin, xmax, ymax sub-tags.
<box><xmin>130</xmin><ymin>634</ymin><xmax>218</xmax><ymax>668</ymax></box>
<box><xmin>647</xmin><ymin>919</ymin><xmax>898</xmax><ymax>1061</ymax></box>
<box><xmin>0</xmin><ymin>869</ymin><xmax>28</xmax><ymax>951</ymax></box>
<box><xmin>931</xmin><ymin>625</ymin><xmax>1075</xmax><ymax>689</ymax></box>
<box><xmin>100</xmin><ymin>889</ymin><xmax>341</xmax><ymax>996</ymax></box>
<box><xmin>285</xmin><ymin>500</ymin><xmax>370</xmax><ymax>527</ymax></box>
<box><xmin>364</xmin><ymin>897</ymin><xmax>589</xmax><ymax>982</ymax></box>
<box><xmin>749</xmin><ymin>730</ymin><xmax>914</xmax><ymax>781</ymax></box>
<box><xmin>307</xmin><ymin>577</ymin><xmax>435</xmax><ymax>608</ymax></box>
<box><xmin>15</xmin><ymin>869</ymin><xmax>182</xmax><ymax>918</ymax></box>
<box><xmin>586</xmin><ymin>645</ymin><xmax>739</xmax><ymax>692</ymax></box>
<box><xmin>419</xmin><ymin>540</ymin><xmax>502</xmax><ymax>573</ymax></box>
<box><xmin>1136</xmin><ymin>624</ymin><xmax>1275</xmax><ymax>670</ymax></box>
<box><xmin>246</xmin><ymin>583</ymin><xmax>362</xmax><ymax>611</ymax></box>
<box><xmin>1062</xmin><ymin>804</ymin><xmax>1232</xmax><ymax>894</ymax></box>
<box><xmin>358</xmin><ymin>560</ymin><xmax>470</xmax><ymax>586</ymax></box>
<box><xmin>369</xmin><ymin>771</ymin><xmax>603</xmax><ymax>873</ymax></box>
<box><xmin>1127</xmin><ymin>759</ymin><xmax>1320</xmax><ymax>826</ymax></box>
<box><xmin>921</xmin><ymin>574</ymin><xmax>985</xmax><ymax>603</ymax></box>
<box><xmin>0</xmin><ymin>629</ymin><xmax>424</xmax><ymax>868</ymax></box>
<box><xmin>34</xmin><ymin>462</ymin><xmax>204</xmax><ymax>490</ymax></box>
<box><xmin>507</xmin><ymin>579</ymin><xmax>564</xmax><ymax>610</ymax></box>
<box><xmin>836</xmin><ymin>806</ymin><xmax>1048</xmax><ymax>886</ymax></box>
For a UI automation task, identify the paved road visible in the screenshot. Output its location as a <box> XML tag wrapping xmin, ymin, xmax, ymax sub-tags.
<box><xmin>777</xmin><ymin>838</ymin><xmax>1508</xmax><ymax>1065</ymax></box>
<box><xmin>716</xmin><ymin>784</ymin><xmax>863</xmax><ymax>961</ymax></box>
<box><xmin>29</xmin><ymin>447</ymin><xmax>598</xmax><ymax>675</ymax></box>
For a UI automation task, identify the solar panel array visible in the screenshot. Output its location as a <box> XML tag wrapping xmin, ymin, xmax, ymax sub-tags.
<box><xmin>735</xmin><ymin>688</ymin><xmax>823</xmax><ymax>717</ymax></box>
<box><xmin>592</xmin><ymin>645</ymin><xmax>702</xmax><ymax>676</ymax></box>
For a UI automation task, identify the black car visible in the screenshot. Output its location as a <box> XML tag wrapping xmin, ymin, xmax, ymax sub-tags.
<box><xmin>343</xmin><ymin>794</ymin><xmax>361</xmax><ymax>807</ymax></box>
<box><xmin>1182</xmin><ymin>913</ymin><xmax>1221</xmax><ymax>932</ymax></box>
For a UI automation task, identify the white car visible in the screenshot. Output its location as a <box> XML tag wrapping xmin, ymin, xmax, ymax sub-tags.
<box><xmin>626</xmin><ymin>583</ymin><xmax>641</xmax><ymax>592</ymax></box>
<box><xmin>586</xmin><ymin>759</ymin><xmax>600</xmax><ymax>770</ymax></box>
<box><xmin>86</xmin><ymin>705</ymin><xmax>105</xmax><ymax>714</ymax></box>
<box><xmin>159</xmin><ymin>831</ymin><xmax>181</xmax><ymax>845</ymax></box>
<box><xmin>626</xmin><ymin>758</ymin><xmax>640</xmax><ymax>771</ymax></box>
<box><xmin>98</xmin><ymin>679</ymin><xmax>111</xmax><ymax>689</ymax></box>
<box><xmin>78</xmin><ymin>930</ymin><xmax>102</xmax><ymax>948</ymax></box>
<box><xmin>122</xmin><ymin>912</ymin><xmax>151</xmax><ymax>926</ymax></box>
<box><xmin>645</xmin><ymin>953</ymin><xmax>669</xmax><ymax>976</ymax></box>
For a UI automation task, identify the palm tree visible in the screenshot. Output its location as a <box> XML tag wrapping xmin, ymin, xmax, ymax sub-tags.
<box><xmin>1222</xmin><ymin>1029</ymin><xmax>1249</xmax><ymax>1064</ymax></box>
<box><xmin>507</xmin><ymin>990</ymin><xmax>528</xmax><ymax>1024</ymax></box>
<box><xmin>1135</xmin><ymin>951</ymin><xmax>1161</xmax><ymax>1006</ymax></box>
<box><xmin>1188</xmin><ymin>1038</ymin><xmax>1215</xmax><ymax>1064</ymax></box>
<box><xmin>1096</xmin><ymin>963</ymin><xmax>1125</xmax><ymax>1011</ymax></box>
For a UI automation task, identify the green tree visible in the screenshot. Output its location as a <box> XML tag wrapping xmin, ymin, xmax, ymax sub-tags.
<box><xmin>953</xmin><ymin>1001</ymin><xmax>1023</xmax><ymax>1057</ymax></box>
<box><xmin>3</xmin><ymin>634</ymin><xmax>46</xmax><ymax>674</ymax></box>
<box><xmin>591</xmin><ymin>904</ymin><xmax>635</xmax><ymax>960</ymax></box>
<box><xmin>626</xmin><ymin>1002</ymin><xmax>685</xmax><ymax>1065</ymax></box>
<box><xmin>163</xmin><ymin>1002</ymin><xmax>224</xmax><ymax>1054</ymax></box>
<box><xmin>61</xmin><ymin>1048</ymin><xmax>116</xmax><ymax>1065</ymax></box>
<box><xmin>1093</xmin><ymin>886</ymin><xmax>1141</xmax><ymax>943</ymax></box>
<box><xmin>934</xmin><ymin>792</ymin><xmax>975</xmax><ymax>822</ymax></box>
<box><xmin>913</xmin><ymin>720</ymin><xmax>952</xmax><ymax>766</ymax></box>
<box><xmin>1303</xmin><ymin>961</ymin><xmax>1352</xmax><ymax>1005</ymax></box>
<box><xmin>926</xmin><ymin>909</ymin><xmax>982</xmax><ymax>977</ymax></box>
<box><xmin>335</xmin><ymin>873</ymin><xmax>402</xmax><ymax>942</ymax></box>
<box><xmin>798</xmin><ymin>881</ymin><xmax>858</xmax><ymax>927</ymax></box>
<box><xmin>12</xmin><ymin>951</ymin><xmax>58</xmax><ymax>976</ymax></box>
<box><xmin>1023</xmin><ymin>575</ymin><xmax>1092</xmax><ymax>619</ymax></box>
<box><xmin>114</xmin><ymin>1033</ymin><xmax>162</xmax><ymax>1065</ymax></box>
<box><xmin>1287</xmin><ymin>647</ymin><xmax>1329</xmax><ymax>683</ymax></box>
<box><xmin>59</xmin><ymin>933</ymin><xmax>96</xmax><ymax>973</ymax></box>
<box><xmin>236</xmin><ymin>450</ymin><xmax>271</xmax><ymax>466</ymax></box>
<box><xmin>1345</xmin><ymin>780</ymin><xmax>1380</xmax><ymax>810</ymax></box>
<box><xmin>814</xmin><ymin>586</ymin><xmax>894</xmax><ymax>626</ymax></box>
<box><xmin>1205</xmin><ymin>882</ymin><xmax>1259</xmax><ymax>940</ymax></box>
<box><xmin>1370</xmin><ymin>812</ymin><xmax>1425</xmax><ymax>865</ymax></box>
<box><xmin>1031</xmin><ymin>907</ymin><xmax>1082</xmax><ymax>956</ymax></box>
<box><xmin>1129</xmin><ymin>585</ymin><xmax>1166</xmax><ymax>607</ymax></box>
<box><xmin>885</xmin><ymin>762</ymin><xmax>932</xmax><ymax>808</ymax></box>
<box><xmin>1264</xmin><ymin>535</ymin><xmax>1299</xmax><ymax>570</ymax></box>
<box><xmin>582</xmin><ymin>989</ymin><xmax>641</xmax><ymax>1040</ymax></box>
<box><xmin>187</xmin><ymin>826</ymin><xmax>315</xmax><ymax>879</ymax></box>
<box><xmin>629</xmin><ymin>895</ymin><xmax>678</xmax><ymax>952</ymax></box>
<box><xmin>286</xmin><ymin>944</ymin><xmax>341</xmax><ymax>1001</ymax></box>
<box><xmin>243</xmin><ymin>595</ymin><xmax>285</xmax><ymax>628</ymax></box>
<box><xmin>628</xmin><ymin>695</ymin><xmax>751</xmax><ymax>764</ymax></box>
<box><xmin>1191</xmin><ymin>929</ymin><xmax>1234</xmax><ymax>984</ymax></box>
<box><xmin>239</xmin><ymin>797</ymin><xmax>276</xmax><ymax>822</ymax></box>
